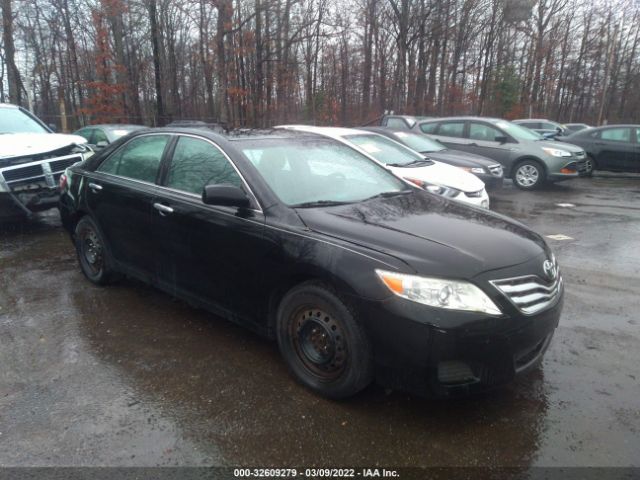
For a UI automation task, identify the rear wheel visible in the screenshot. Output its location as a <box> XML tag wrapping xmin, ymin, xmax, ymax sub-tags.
<box><xmin>74</xmin><ymin>216</ymin><xmax>119</xmax><ymax>285</ymax></box>
<box><xmin>276</xmin><ymin>282</ymin><xmax>374</xmax><ymax>399</ymax></box>
<box><xmin>513</xmin><ymin>160</ymin><xmax>545</xmax><ymax>190</ymax></box>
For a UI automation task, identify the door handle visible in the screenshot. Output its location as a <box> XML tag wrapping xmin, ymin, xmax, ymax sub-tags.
<box><xmin>88</xmin><ymin>182</ymin><xmax>103</xmax><ymax>192</ymax></box>
<box><xmin>153</xmin><ymin>202</ymin><xmax>174</xmax><ymax>216</ymax></box>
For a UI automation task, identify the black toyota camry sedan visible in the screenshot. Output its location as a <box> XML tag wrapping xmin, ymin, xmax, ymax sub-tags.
<box><xmin>59</xmin><ymin>128</ymin><xmax>563</xmax><ymax>399</ymax></box>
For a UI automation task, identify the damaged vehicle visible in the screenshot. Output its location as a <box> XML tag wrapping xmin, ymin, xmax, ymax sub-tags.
<box><xmin>0</xmin><ymin>103</ymin><xmax>91</xmax><ymax>219</ymax></box>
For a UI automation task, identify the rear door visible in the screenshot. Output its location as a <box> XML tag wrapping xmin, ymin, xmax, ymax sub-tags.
<box><xmin>595</xmin><ymin>127</ymin><xmax>634</xmax><ymax>171</ymax></box>
<box><xmin>86</xmin><ymin>133</ymin><xmax>171</xmax><ymax>281</ymax></box>
<box><xmin>426</xmin><ymin>121</ymin><xmax>470</xmax><ymax>151</ymax></box>
<box><xmin>152</xmin><ymin>134</ymin><xmax>267</xmax><ymax>324</ymax></box>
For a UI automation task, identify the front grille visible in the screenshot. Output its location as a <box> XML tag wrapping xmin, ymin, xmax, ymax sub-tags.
<box><xmin>1</xmin><ymin>164</ymin><xmax>45</xmax><ymax>182</ymax></box>
<box><xmin>488</xmin><ymin>164</ymin><xmax>503</xmax><ymax>177</ymax></box>
<box><xmin>0</xmin><ymin>153</ymin><xmax>82</xmax><ymax>189</ymax></box>
<box><xmin>465</xmin><ymin>189</ymin><xmax>483</xmax><ymax>198</ymax></box>
<box><xmin>49</xmin><ymin>156</ymin><xmax>81</xmax><ymax>173</ymax></box>
<box><xmin>490</xmin><ymin>272</ymin><xmax>563</xmax><ymax>315</ymax></box>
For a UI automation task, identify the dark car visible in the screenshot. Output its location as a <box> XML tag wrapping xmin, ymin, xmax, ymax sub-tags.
<box><xmin>59</xmin><ymin>128</ymin><xmax>563</xmax><ymax>398</ymax></box>
<box><xmin>563</xmin><ymin>125</ymin><xmax>640</xmax><ymax>175</ymax></box>
<box><xmin>362</xmin><ymin>126</ymin><xmax>504</xmax><ymax>189</ymax></box>
<box><xmin>513</xmin><ymin>119</ymin><xmax>569</xmax><ymax>139</ymax></box>
<box><xmin>417</xmin><ymin>117</ymin><xmax>588</xmax><ymax>189</ymax></box>
<box><xmin>74</xmin><ymin>124</ymin><xmax>147</xmax><ymax>150</ymax></box>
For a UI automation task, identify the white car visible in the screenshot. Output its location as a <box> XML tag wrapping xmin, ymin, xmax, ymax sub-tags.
<box><xmin>276</xmin><ymin>125</ymin><xmax>490</xmax><ymax>209</ymax></box>
<box><xmin>0</xmin><ymin>103</ymin><xmax>91</xmax><ymax>218</ymax></box>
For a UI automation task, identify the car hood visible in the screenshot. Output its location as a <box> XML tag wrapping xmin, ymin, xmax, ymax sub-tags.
<box><xmin>0</xmin><ymin>133</ymin><xmax>87</xmax><ymax>159</ymax></box>
<box><xmin>389</xmin><ymin>161</ymin><xmax>485</xmax><ymax>193</ymax></box>
<box><xmin>425</xmin><ymin>149</ymin><xmax>498</xmax><ymax>168</ymax></box>
<box><xmin>535</xmin><ymin>139</ymin><xmax>584</xmax><ymax>153</ymax></box>
<box><xmin>296</xmin><ymin>191</ymin><xmax>549</xmax><ymax>279</ymax></box>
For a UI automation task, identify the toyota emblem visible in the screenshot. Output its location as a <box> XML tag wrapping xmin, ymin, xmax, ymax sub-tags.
<box><xmin>543</xmin><ymin>259</ymin><xmax>557</xmax><ymax>281</ymax></box>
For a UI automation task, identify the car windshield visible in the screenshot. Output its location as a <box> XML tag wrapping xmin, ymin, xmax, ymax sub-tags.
<box><xmin>344</xmin><ymin>133</ymin><xmax>429</xmax><ymax>167</ymax></box>
<box><xmin>0</xmin><ymin>108</ymin><xmax>49</xmax><ymax>134</ymax></box>
<box><xmin>494</xmin><ymin>121</ymin><xmax>543</xmax><ymax>141</ymax></box>
<box><xmin>240</xmin><ymin>138</ymin><xmax>409</xmax><ymax>206</ymax></box>
<box><xmin>390</xmin><ymin>131</ymin><xmax>445</xmax><ymax>153</ymax></box>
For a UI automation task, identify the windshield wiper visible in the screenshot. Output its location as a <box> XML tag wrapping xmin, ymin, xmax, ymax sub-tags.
<box><xmin>363</xmin><ymin>189</ymin><xmax>413</xmax><ymax>201</ymax></box>
<box><xmin>390</xmin><ymin>159</ymin><xmax>433</xmax><ymax>167</ymax></box>
<box><xmin>291</xmin><ymin>200</ymin><xmax>353</xmax><ymax>208</ymax></box>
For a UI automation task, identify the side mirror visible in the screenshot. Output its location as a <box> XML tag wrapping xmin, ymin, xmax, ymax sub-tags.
<box><xmin>48</xmin><ymin>123</ymin><xmax>58</xmax><ymax>132</ymax></box>
<box><xmin>202</xmin><ymin>184</ymin><xmax>250</xmax><ymax>208</ymax></box>
<box><xmin>495</xmin><ymin>135</ymin><xmax>508</xmax><ymax>144</ymax></box>
<box><xmin>95</xmin><ymin>140</ymin><xmax>109</xmax><ymax>148</ymax></box>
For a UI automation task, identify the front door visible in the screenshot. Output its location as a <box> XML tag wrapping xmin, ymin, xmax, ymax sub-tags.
<box><xmin>152</xmin><ymin>135</ymin><xmax>267</xmax><ymax>324</ymax></box>
<box><xmin>596</xmin><ymin>127</ymin><xmax>634</xmax><ymax>171</ymax></box>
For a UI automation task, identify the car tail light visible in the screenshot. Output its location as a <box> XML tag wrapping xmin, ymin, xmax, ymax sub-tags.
<box><xmin>59</xmin><ymin>173</ymin><xmax>68</xmax><ymax>191</ymax></box>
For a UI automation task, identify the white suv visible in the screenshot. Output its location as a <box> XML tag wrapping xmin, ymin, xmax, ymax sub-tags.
<box><xmin>0</xmin><ymin>104</ymin><xmax>91</xmax><ymax>219</ymax></box>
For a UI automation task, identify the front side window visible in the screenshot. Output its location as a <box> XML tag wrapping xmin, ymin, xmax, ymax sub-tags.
<box><xmin>494</xmin><ymin>121</ymin><xmax>543</xmax><ymax>141</ymax></box>
<box><xmin>469</xmin><ymin>123</ymin><xmax>503</xmax><ymax>142</ymax></box>
<box><xmin>600</xmin><ymin>128</ymin><xmax>631</xmax><ymax>143</ymax></box>
<box><xmin>345</xmin><ymin>134</ymin><xmax>426</xmax><ymax>166</ymax></box>
<box><xmin>437</xmin><ymin>122</ymin><xmax>465</xmax><ymax>138</ymax></box>
<box><xmin>166</xmin><ymin>136</ymin><xmax>242</xmax><ymax>195</ymax></box>
<box><xmin>97</xmin><ymin>135</ymin><xmax>169</xmax><ymax>183</ymax></box>
<box><xmin>241</xmin><ymin>138</ymin><xmax>407</xmax><ymax>206</ymax></box>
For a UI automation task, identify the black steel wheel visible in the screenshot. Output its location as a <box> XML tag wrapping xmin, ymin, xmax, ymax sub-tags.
<box><xmin>74</xmin><ymin>216</ymin><xmax>119</xmax><ymax>285</ymax></box>
<box><xmin>276</xmin><ymin>281</ymin><xmax>373</xmax><ymax>398</ymax></box>
<box><xmin>584</xmin><ymin>155</ymin><xmax>596</xmax><ymax>177</ymax></box>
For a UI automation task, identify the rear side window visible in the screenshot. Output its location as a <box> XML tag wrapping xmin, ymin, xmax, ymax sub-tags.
<box><xmin>166</xmin><ymin>136</ymin><xmax>242</xmax><ymax>195</ymax></box>
<box><xmin>519</xmin><ymin>122</ymin><xmax>540</xmax><ymax>129</ymax></box>
<box><xmin>438</xmin><ymin>122</ymin><xmax>465</xmax><ymax>138</ymax></box>
<box><xmin>75</xmin><ymin>128</ymin><xmax>93</xmax><ymax>142</ymax></box>
<box><xmin>469</xmin><ymin>123</ymin><xmax>502</xmax><ymax>141</ymax></box>
<box><xmin>385</xmin><ymin>118</ymin><xmax>408</xmax><ymax>129</ymax></box>
<box><xmin>600</xmin><ymin>128</ymin><xmax>631</xmax><ymax>143</ymax></box>
<box><xmin>420</xmin><ymin>122</ymin><xmax>438</xmax><ymax>134</ymax></box>
<box><xmin>93</xmin><ymin>128</ymin><xmax>109</xmax><ymax>144</ymax></box>
<box><xmin>98</xmin><ymin>135</ymin><xmax>169</xmax><ymax>183</ymax></box>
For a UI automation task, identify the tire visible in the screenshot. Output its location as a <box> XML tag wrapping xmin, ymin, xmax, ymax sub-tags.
<box><xmin>74</xmin><ymin>216</ymin><xmax>119</xmax><ymax>285</ymax></box>
<box><xmin>276</xmin><ymin>281</ymin><xmax>374</xmax><ymax>399</ymax></box>
<box><xmin>584</xmin><ymin>155</ymin><xmax>596</xmax><ymax>177</ymax></box>
<box><xmin>513</xmin><ymin>160</ymin><xmax>545</xmax><ymax>190</ymax></box>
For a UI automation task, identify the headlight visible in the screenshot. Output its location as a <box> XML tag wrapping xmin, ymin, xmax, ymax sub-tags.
<box><xmin>461</xmin><ymin>167</ymin><xmax>486</xmax><ymax>174</ymax></box>
<box><xmin>405</xmin><ymin>178</ymin><xmax>460</xmax><ymax>198</ymax></box>
<box><xmin>376</xmin><ymin>270</ymin><xmax>502</xmax><ymax>315</ymax></box>
<box><xmin>542</xmin><ymin>147</ymin><xmax>571</xmax><ymax>157</ymax></box>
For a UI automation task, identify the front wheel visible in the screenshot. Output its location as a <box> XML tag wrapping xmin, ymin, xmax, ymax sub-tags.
<box><xmin>584</xmin><ymin>155</ymin><xmax>596</xmax><ymax>177</ymax></box>
<box><xmin>276</xmin><ymin>282</ymin><xmax>374</xmax><ymax>399</ymax></box>
<box><xmin>513</xmin><ymin>160</ymin><xmax>545</xmax><ymax>190</ymax></box>
<box><xmin>74</xmin><ymin>216</ymin><xmax>119</xmax><ymax>285</ymax></box>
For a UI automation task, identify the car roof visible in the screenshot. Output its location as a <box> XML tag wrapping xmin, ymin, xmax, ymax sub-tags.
<box><xmin>0</xmin><ymin>103</ymin><xmax>19</xmax><ymax>109</ymax></box>
<box><xmin>276</xmin><ymin>125</ymin><xmax>374</xmax><ymax>139</ymax></box>
<box><xmin>513</xmin><ymin>118</ymin><xmax>557</xmax><ymax>123</ymax></box>
<box><xmin>417</xmin><ymin>116</ymin><xmax>505</xmax><ymax>124</ymax></box>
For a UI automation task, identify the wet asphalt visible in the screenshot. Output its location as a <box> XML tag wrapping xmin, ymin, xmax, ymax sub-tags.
<box><xmin>0</xmin><ymin>175</ymin><xmax>639</xmax><ymax>468</ymax></box>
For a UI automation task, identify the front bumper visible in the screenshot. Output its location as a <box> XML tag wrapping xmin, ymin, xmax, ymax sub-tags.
<box><xmin>353</xmin><ymin>282</ymin><xmax>562</xmax><ymax>397</ymax></box>
<box><xmin>454</xmin><ymin>187</ymin><xmax>490</xmax><ymax>209</ymax></box>
<box><xmin>547</xmin><ymin>155</ymin><xmax>588</xmax><ymax>181</ymax></box>
<box><xmin>477</xmin><ymin>173</ymin><xmax>504</xmax><ymax>190</ymax></box>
